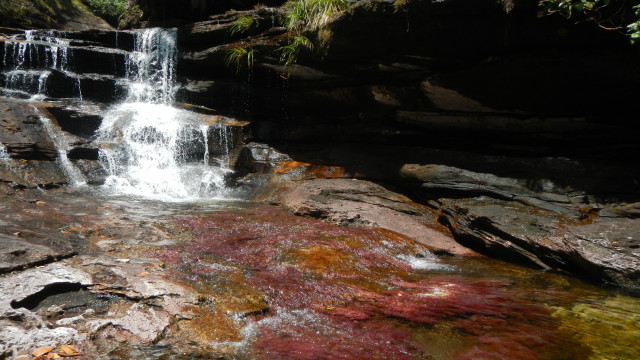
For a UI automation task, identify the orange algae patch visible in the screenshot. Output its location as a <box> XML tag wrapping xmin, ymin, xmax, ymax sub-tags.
<box><xmin>274</xmin><ymin>160</ymin><xmax>309</xmax><ymax>174</ymax></box>
<box><xmin>284</xmin><ymin>244</ymin><xmax>363</xmax><ymax>276</ymax></box>
<box><xmin>180</xmin><ymin>306</ymin><xmax>245</xmax><ymax>343</ymax></box>
<box><xmin>274</xmin><ymin>160</ymin><xmax>346</xmax><ymax>179</ymax></box>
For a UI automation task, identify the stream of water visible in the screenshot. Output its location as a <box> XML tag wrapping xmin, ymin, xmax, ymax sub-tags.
<box><xmin>94</xmin><ymin>28</ymin><xmax>234</xmax><ymax>201</ymax></box>
<box><xmin>1</xmin><ymin>27</ymin><xmax>639</xmax><ymax>360</ymax></box>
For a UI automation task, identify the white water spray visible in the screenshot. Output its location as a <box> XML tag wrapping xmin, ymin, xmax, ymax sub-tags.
<box><xmin>37</xmin><ymin>113</ymin><xmax>87</xmax><ymax>186</ymax></box>
<box><xmin>1</xmin><ymin>30</ymin><xmax>77</xmax><ymax>99</ymax></box>
<box><xmin>96</xmin><ymin>28</ymin><xmax>234</xmax><ymax>201</ymax></box>
<box><xmin>0</xmin><ymin>142</ymin><xmax>9</xmax><ymax>160</ymax></box>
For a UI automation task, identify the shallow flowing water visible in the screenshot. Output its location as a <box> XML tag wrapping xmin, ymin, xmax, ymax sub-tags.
<box><xmin>2</xmin><ymin>27</ymin><xmax>639</xmax><ymax>359</ymax></box>
<box><xmin>1</xmin><ymin>187</ymin><xmax>638</xmax><ymax>360</ymax></box>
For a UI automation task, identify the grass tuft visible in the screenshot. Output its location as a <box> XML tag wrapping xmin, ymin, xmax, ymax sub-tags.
<box><xmin>224</xmin><ymin>47</ymin><xmax>256</xmax><ymax>73</ymax></box>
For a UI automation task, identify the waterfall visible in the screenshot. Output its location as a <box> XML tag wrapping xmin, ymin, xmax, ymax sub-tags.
<box><xmin>124</xmin><ymin>28</ymin><xmax>177</xmax><ymax>104</ymax></box>
<box><xmin>37</xmin><ymin>113</ymin><xmax>87</xmax><ymax>186</ymax></box>
<box><xmin>95</xmin><ymin>28</ymin><xmax>234</xmax><ymax>201</ymax></box>
<box><xmin>0</xmin><ymin>142</ymin><xmax>9</xmax><ymax>160</ymax></box>
<box><xmin>1</xmin><ymin>30</ymin><xmax>77</xmax><ymax>99</ymax></box>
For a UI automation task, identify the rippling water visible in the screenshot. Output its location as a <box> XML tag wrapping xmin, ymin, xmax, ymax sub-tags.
<box><xmin>2</xmin><ymin>189</ymin><xmax>638</xmax><ymax>360</ymax></box>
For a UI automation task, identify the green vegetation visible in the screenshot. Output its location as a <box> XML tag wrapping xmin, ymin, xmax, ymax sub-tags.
<box><xmin>277</xmin><ymin>35</ymin><xmax>314</xmax><ymax>66</ymax></box>
<box><xmin>284</xmin><ymin>0</ymin><xmax>349</xmax><ymax>32</ymax></box>
<box><xmin>539</xmin><ymin>0</ymin><xmax>640</xmax><ymax>42</ymax></box>
<box><xmin>276</xmin><ymin>0</ymin><xmax>348</xmax><ymax>67</ymax></box>
<box><xmin>224</xmin><ymin>47</ymin><xmax>256</xmax><ymax>73</ymax></box>
<box><xmin>230</xmin><ymin>16</ymin><xmax>256</xmax><ymax>36</ymax></box>
<box><xmin>81</xmin><ymin>0</ymin><xmax>127</xmax><ymax>26</ymax></box>
<box><xmin>552</xmin><ymin>295</ymin><xmax>640</xmax><ymax>359</ymax></box>
<box><xmin>0</xmin><ymin>0</ymin><xmax>100</xmax><ymax>28</ymax></box>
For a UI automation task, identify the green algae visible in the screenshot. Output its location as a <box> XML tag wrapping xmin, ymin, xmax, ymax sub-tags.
<box><xmin>551</xmin><ymin>295</ymin><xmax>640</xmax><ymax>360</ymax></box>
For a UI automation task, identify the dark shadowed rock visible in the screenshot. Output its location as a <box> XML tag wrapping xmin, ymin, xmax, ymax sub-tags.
<box><xmin>265</xmin><ymin>178</ymin><xmax>475</xmax><ymax>255</ymax></box>
<box><xmin>438</xmin><ymin>197</ymin><xmax>640</xmax><ymax>292</ymax></box>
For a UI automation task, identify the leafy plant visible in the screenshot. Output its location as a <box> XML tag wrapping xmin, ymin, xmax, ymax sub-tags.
<box><xmin>539</xmin><ymin>0</ymin><xmax>640</xmax><ymax>42</ymax></box>
<box><xmin>230</xmin><ymin>16</ymin><xmax>256</xmax><ymax>36</ymax></box>
<box><xmin>81</xmin><ymin>0</ymin><xmax>127</xmax><ymax>25</ymax></box>
<box><xmin>284</xmin><ymin>0</ymin><xmax>349</xmax><ymax>32</ymax></box>
<box><xmin>277</xmin><ymin>35</ymin><xmax>314</xmax><ymax>66</ymax></box>
<box><xmin>224</xmin><ymin>47</ymin><xmax>256</xmax><ymax>73</ymax></box>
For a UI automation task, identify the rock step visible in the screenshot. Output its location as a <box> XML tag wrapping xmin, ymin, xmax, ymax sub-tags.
<box><xmin>177</xmin><ymin>7</ymin><xmax>286</xmax><ymax>51</ymax></box>
<box><xmin>0</xmin><ymin>40</ymin><xmax>128</xmax><ymax>77</ymax></box>
<box><xmin>0</xmin><ymin>70</ymin><xmax>126</xmax><ymax>102</ymax></box>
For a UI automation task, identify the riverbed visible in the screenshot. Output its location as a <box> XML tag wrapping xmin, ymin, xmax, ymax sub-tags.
<box><xmin>1</xmin><ymin>184</ymin><xmax>638</xmax><ymax>359</ymax></box>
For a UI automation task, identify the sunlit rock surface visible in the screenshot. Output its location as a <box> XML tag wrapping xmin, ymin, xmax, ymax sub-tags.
<box><xmin>262</xmin><ymin>178</ymin><xmax>474</xmax><ymax>255</ymax></box>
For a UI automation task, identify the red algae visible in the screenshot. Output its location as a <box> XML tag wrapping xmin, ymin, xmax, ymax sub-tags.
<box><xmin>153</xmin><ymin>205</ymin><xmax>592</xmax><ymax>359</ymax></box>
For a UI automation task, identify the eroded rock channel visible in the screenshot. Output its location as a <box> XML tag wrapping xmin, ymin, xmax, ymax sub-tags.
<box><xmin>2</xmin><ymin>1</ymin><xmax>640</xmax><ymax>358</ymax></box>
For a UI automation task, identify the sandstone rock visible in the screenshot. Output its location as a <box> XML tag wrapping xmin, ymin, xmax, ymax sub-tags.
<box><xmin>178</xmin><ymin>7</ymin><xmax>286</xmax><ymax>51</ymax></box>
<box><xmin>0</xmin><ymin>100</ymin><xmax>57</xmax><ymax>160</ymax></box>
<box><xmin>0</xmin><ymin>236</ymin><xmax>75</xmax><ymax>274</ymax></box>
<box><xmin>81</xmin><ymin>257</ymin><xmax>195</xmax><ymax>302</ymax></box>
<box><xmin>46</xmin><ymin>105</ymin><xmax>103</xmax><ymax>139</ymax></box>
<box><xmin>0</xmin><ymin>309</ymin><xmax>85</xmax><ymax>359</ymax></box>
<box><xmin>266</xmin><ymin>178</ymin><xmax>475</xmax><ymax>255</ymax></box>
<box><xmin>0</xmin><ymin>262</ymin><xmax>93</xmax><ymax>312</ymax></box>
<box><xmin>0</xmin><ymin>159</ymin><xmax>67</xmax><ymax>187</ymax></box>
<box><xmin>400</xmin><ymin>163</ymin><xmax>589</xmax><ymax>215</ymax></box>
<box><xmin>438</xmin><ymin>197</ymin><xmax>640</xmax><ymax>292</ymax></box>
<box><xmin>0</xmin><ymin>0</ymin><xmax>112</xmax><ymax>31</ymax></box>
<box><xmin>87</xmin><ymin>303</ymin><xmax>171</xmax><ymax>344</ymax></box>
<box><xmin>234</xmin><ymin>142</ymin><xmax>292</xmax><ymax>177</ymax></box>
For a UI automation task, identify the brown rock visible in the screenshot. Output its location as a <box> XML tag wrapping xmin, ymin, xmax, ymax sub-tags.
<box><xmin>0</xmin><ymin>100</ymin><xmax>57</xmax><ymax>161</ymax></box>
<box><xmin>265</xmin><ymin>178</ymin><xmax>475</xmax><ymax>256</ymax></box>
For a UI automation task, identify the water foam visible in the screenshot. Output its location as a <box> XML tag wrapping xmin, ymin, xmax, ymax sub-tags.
<box><xmin>96</xmin><ymin>28</ymin><xmax>234</xmax><ymax>201</ymax></box>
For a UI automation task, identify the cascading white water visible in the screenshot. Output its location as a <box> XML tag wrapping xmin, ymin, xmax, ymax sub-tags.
<box><xmin>37</xmin><ymin>113</ymin><xmax>87</xmax><ymax>186</ymax></box>
<box><xmin>0</xmin><ymin>142</ymin><xmax>9</xmax><ymax>160</ymax></box>
<box><xmin>95</xmin><ymin>28</ymin><xmax>234</xmax><ymax>201</ymax></box>
<box><xmin>1</xmin><ymin>30</ymin><xmax>78</xmax><ymax>99</ymax></box>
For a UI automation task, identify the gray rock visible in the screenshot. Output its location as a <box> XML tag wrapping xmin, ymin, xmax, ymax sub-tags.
<box><xmin>0</xmin><ymin>262</ymin><xmax>93</xmax><ymax>312</ymax></box>
<box><xmin>267</xmin><ymin>178</ymin><xmax>475</xmax><ymax>255</ymax></box>
<box><xmin>0</xmin><ymin>309</ymin><xmax>85</xmax><ymax>357</ymax></box>
<box><xmin>438</xmin><ymin>197</ymin><xmax>640</xmax><ymax>292</ymax></box>
<box><xmin>400</xmin><ymin>163</ymin><xmax>593</xmax><ymax>216</ymax></box>
<box><xmin>0</xmin><ymin>237</ymin><xmax>75</xmax><ymax>274</ymax></box>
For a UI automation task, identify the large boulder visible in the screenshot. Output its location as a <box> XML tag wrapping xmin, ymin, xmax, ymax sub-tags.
<box><xmin>264</xmin><ymin>178</ymin><xmax>476</xmax><ymax>255</ymax></box>
<box><xmin>438</xmin><ymin>197</ymin><xmax>640</xmax><ymax>293</ymax></box>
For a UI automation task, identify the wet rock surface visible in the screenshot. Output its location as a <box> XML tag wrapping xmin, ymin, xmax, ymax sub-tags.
<box><xmin>264</xmin><ymin>178</ymin><xmax>474</xmax><ymax>255</ymax></box>
<box><xmin>0</xmin><ymin>187</ymin><xmax>639</xmax><ymax>359</ymax></box>
<box><xmin>438</xmin><ymin>197</ymin><xmax>640</xmax><ymax>293</ymax></box>
<box><xmin>0</xmin><ymin>100</ymin><xmax>57</xmax><ymax>160</ymax></box>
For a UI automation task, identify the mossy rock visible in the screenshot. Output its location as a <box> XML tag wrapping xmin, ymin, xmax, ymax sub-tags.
<box><xmin>0</xmin><ymin>0</ymin><xmax>111</xmax><ymax>30</ymax></box>
<box><xmin>552</xmin><ymin>295</ymin><xmax>640</xmax><ymax>359</ymax></box>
